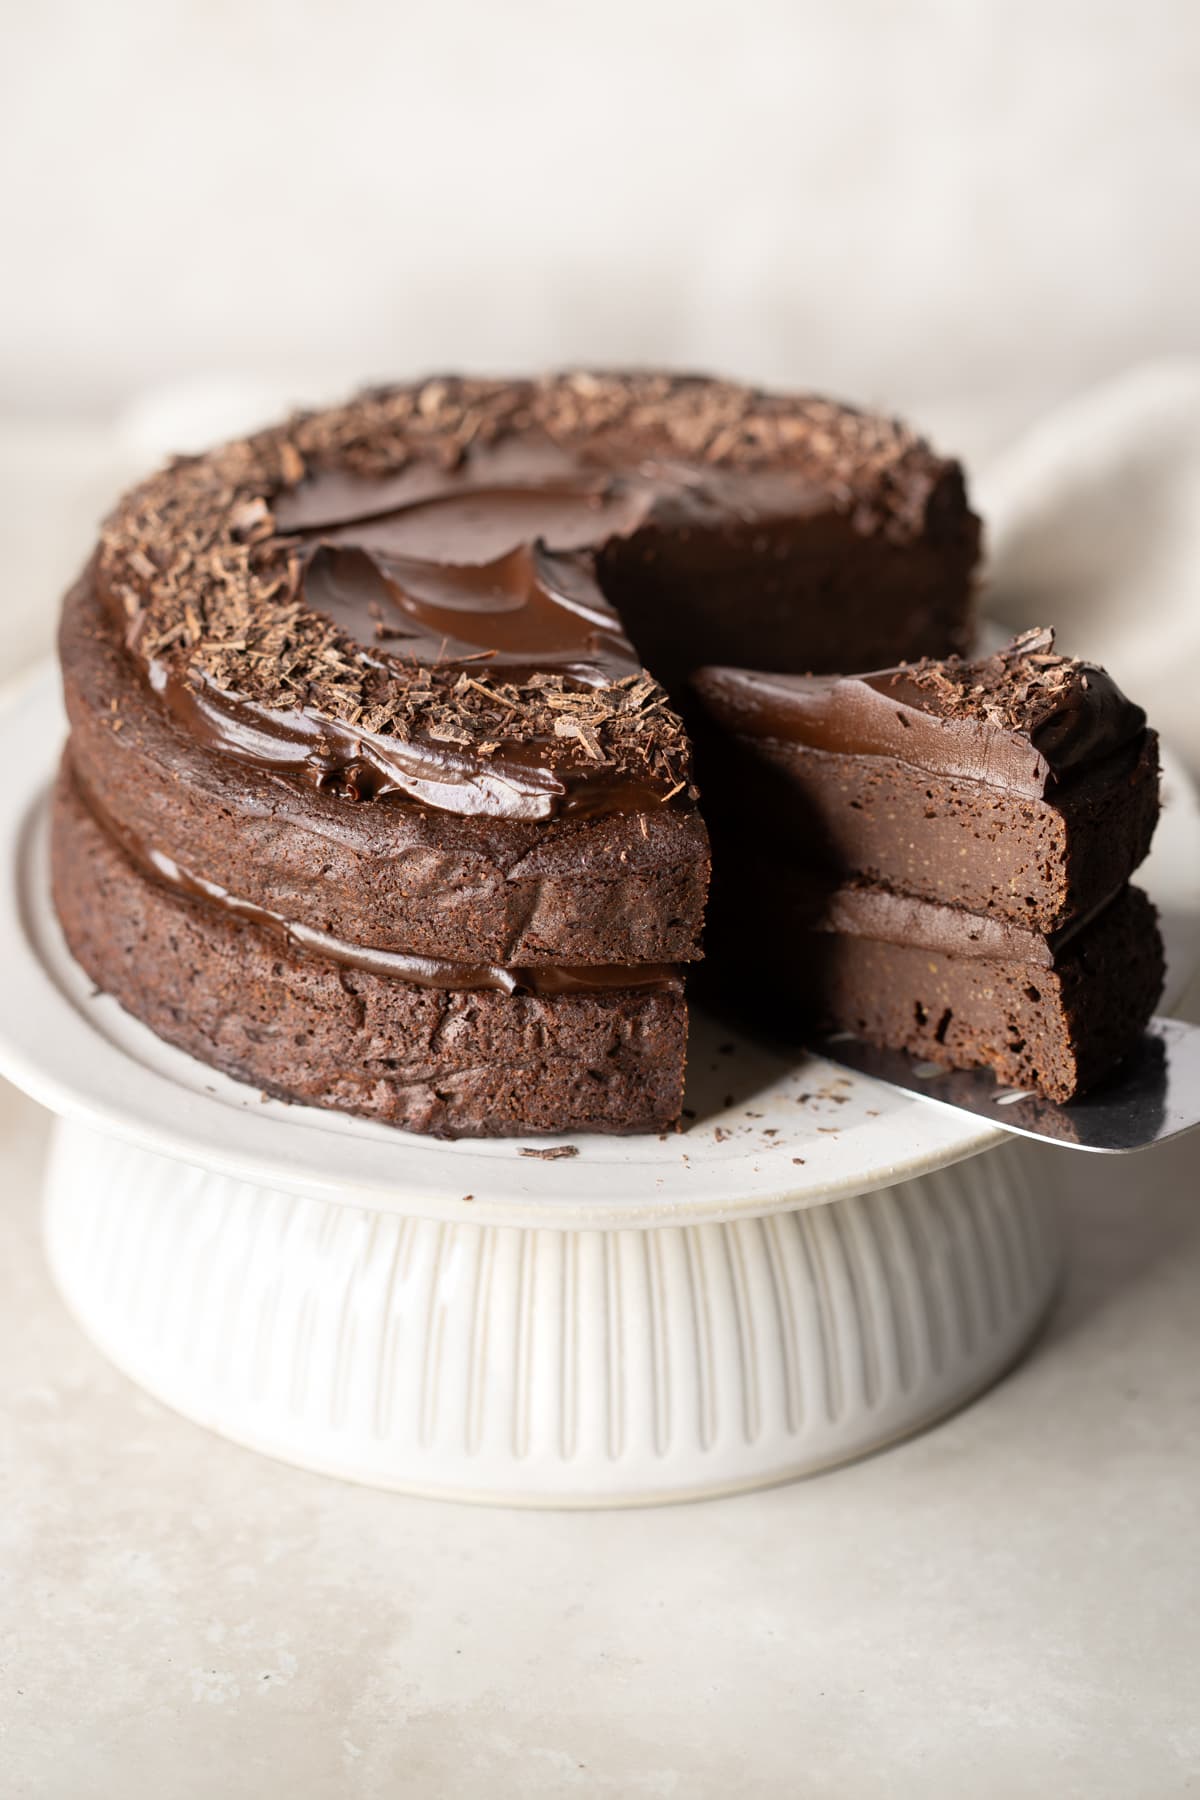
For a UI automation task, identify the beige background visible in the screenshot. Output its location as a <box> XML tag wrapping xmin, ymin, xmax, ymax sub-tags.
<box><xmin>4</xmin><ymin>0</ymin><xmax>1200</xmax><ymax>456</ymax></box>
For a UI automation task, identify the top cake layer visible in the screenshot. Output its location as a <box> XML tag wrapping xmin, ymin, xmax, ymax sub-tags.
<box><xmin>692</xmin><ymin>630</ymin><xmax>1160</xmax><ymax>932</ymax></box>
<box><xmin>96</xmin><ymin>372</ymin><xmax>978</xmax><ymax>825</ymax></box>
<box><xmin>691</xmin><ymin>628</ymin><xmax>1149</xmax><ymax>799</ymax></box>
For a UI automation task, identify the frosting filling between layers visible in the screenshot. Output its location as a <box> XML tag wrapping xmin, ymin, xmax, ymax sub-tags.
<box><xmin>799</xmin><ymin>877</ymin><xmax>1129</xmax><ymax>966</ymax></box>
<box><xmin>71</xmin><ymin>762</ymin><xmax>680</xmax><ymax>998</ymax></box>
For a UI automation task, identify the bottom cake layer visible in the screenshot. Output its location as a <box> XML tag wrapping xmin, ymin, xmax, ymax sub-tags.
<box><xmin>704</xmin><ymin>875</ymin><xmax>1163</xmax><ymax>1102</ymax></box>
<box><xmin>50</xmin><ymin>759</ymin><xmax>688</xmax><ymax>1138</ymax></box>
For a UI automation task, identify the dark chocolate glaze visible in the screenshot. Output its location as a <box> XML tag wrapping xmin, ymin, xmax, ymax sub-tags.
<box><xmin>78</xmin><ymin>770</ymin><xmax>680</xmax><ymax>997</ymax></box>
<box><xmin>300</xmin><ymin>542</ymin><xmax>633</xmax><ymax>684</ymax></box>
<box><xmin>692</xmin><ymin>648</ymin><xmax>1147</xmax><ymax>797</ymax></box>
<box><xmin>277</xmin><ymin>442</ymin><xmax>655</xmax><ymax>684</ymax></box>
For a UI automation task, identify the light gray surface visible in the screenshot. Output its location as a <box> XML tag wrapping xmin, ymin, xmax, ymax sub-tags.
<box><xmin>3</xmin><ymin>1072</ymin><xmax>1199</xmax><ymax>1798</ymax></box>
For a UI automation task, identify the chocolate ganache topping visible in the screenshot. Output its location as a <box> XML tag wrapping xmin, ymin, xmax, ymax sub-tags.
<box><xmin>134</xmin><ymin>441</ymin><xmax>682</xmax><ymax>819</ymax></box>
<box><xmin>693</xmin><ymin>629</ymin><xmax>1148</xmax><ymax>797</ymax></box>
<box><xmin>97</xmin><ymin>373</ymin><xmax>962</xmax><ymax>824</ymax></box>
<box><xmin>117</xmin><ymin>439</ymin><xmax>681</xmax><ymax>821</ymax></box>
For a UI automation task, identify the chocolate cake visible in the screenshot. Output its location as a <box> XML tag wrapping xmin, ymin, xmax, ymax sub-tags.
<box><xmin>694</xmin><ymin>631</ymin><xmax>1164</xmax><ymax>1101</ymax></box>
<box><xmin>53</xmin><ymin>371</ymin><xmax>982</xmax><ymax>1136</ymax></box>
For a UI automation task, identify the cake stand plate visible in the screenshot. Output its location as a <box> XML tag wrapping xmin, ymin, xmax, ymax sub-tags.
<box><xmin>4</xmin><ymin>664</ymin><xmax>1198</xmax><ymax>1504</ymax></box>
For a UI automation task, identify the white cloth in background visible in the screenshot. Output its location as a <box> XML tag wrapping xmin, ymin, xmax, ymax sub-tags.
<box><xmin>980</xmin><ymin>361</ymin><xmax>1200</xmax><ymax>769</ymax></box>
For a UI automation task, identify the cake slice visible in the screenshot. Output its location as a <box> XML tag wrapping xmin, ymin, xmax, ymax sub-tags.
<box><xmin>693</xmin><ymin>629</ymin><xmax>1159</xmax><ymax>931</ymax></box>
<box><xmin>694</xmin><ymin>631</ymin><xmax>1164</xmax><ymax>1100</ymax></box>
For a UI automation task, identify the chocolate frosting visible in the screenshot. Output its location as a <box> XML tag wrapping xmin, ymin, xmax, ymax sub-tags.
<box><xmin>276</xmin><ymin>439</ymin><xmax>655</xmax><ymax>684</ymax></box>
<box><xmin>110</xmin><ymin>445</ymin><xmax>694</xmax><ymax>822</ymax></box>
<box><xmin>116</xmin><ymin>440</ymin><xmax>867</xmax><ymax>821</ymax></box>
<box><xmin>693</xmin><ymin>630</ymin><xmax>1147</xmax><ymax>796</ymax></box>
<box><xmin>800</xmin><ymin>877</ymin><xmax>1125</xmax><ymax>967</ymax></box>
<box><xmin>98</xmin><ymin>374</ymin><xmax>974</xmax><ymax>826</ymax></box>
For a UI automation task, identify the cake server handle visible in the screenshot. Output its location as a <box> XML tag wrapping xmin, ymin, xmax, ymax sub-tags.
<box><xmin>812</xmin><ymin>1017</ymin><xmax>1200</xmax><ymax>1153</ymax></box>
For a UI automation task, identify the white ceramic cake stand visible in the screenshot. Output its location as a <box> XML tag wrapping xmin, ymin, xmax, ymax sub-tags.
<box><xmin>4</xmin><ymin>664</ymin><xmax>1199</xmax><ymax>1505</ymax></box>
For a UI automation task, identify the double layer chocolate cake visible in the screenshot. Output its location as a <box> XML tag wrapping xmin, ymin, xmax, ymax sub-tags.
<box><xmin>53</xmin><ymin>372</ymin><xmax>980</xmax><ymax>1136</ymax></box>
<box><xmin>694</xmin><ymin>630</ymin><xmax>1164</xmax><ymax>1100</ymax></box>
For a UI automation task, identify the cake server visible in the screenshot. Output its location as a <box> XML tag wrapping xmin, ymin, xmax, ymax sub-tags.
<box><xmin>813</xmin><ymin>1017</ymin><xmax>1200</xmax><ymax>1152</ymax></box>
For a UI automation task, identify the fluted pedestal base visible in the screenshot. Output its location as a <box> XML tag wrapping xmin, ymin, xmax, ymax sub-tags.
<box><xmin>44</xmin><ymin>1120</ymin><xmax>1060</xmax><ymax>1506</ymax></box>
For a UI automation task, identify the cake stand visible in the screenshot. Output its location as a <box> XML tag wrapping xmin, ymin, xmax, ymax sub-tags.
<box><xmin>4</xmin><ymin>664</ymin><xmax>1198</xmax><ymax>1506</ymax></box>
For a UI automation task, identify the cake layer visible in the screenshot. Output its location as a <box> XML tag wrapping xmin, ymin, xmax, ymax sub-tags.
<box><xmin>694</xmin><ymin>633</ymin><xmax>1160</xmax><ymax>932</ymax></box>
<box><xmin>695</xmin><ymin>726</ymin><xmax>1159</xmax><ymax>933</ymax></box>
<box><xmin>63</xmin><ymin>571</ymin><xmax>710</xmax><ymax>966</ymax></box>
<box><xmin>51</xmin><ymin>758</ymin><xmax>687</xmax><ymax>1138</ymax></box>
<box><xmin>704</xmin><ymin>876</ymin><xmax>1163</xmax><ymax>1102</ymax></box>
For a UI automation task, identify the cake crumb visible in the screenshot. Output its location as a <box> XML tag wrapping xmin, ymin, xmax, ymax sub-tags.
<box><xmin>520</xmin><ymin>1145</ymin><xmax>579</xmax><ymax>1160</ymax></box>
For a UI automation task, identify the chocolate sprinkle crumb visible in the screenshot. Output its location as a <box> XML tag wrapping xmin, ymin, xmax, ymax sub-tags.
<box><xmin>899</xmin><ymin>628</ymin><xmax>1108</xmax><ymax>738</ymax></box>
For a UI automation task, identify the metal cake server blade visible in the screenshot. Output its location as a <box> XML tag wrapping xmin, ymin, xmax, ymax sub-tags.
<box><xmin>813</xmin><ymin>1017</ymin><xmax>1200</xmax><ymax>1153</ymax></box>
